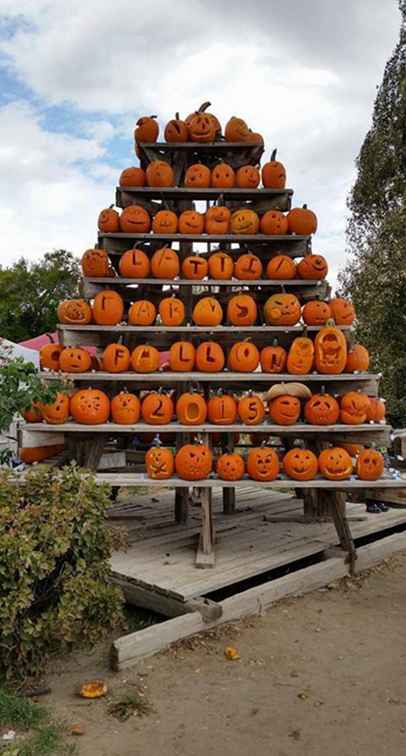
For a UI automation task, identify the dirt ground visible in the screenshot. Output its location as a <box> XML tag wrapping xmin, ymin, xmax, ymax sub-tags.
<box><xmin>46</xmin><ymin>552</ymin><xmax>406</xmax><ymax>756</ymax></box>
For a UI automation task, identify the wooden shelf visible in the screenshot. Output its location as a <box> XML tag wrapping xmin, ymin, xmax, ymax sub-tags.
<box><xmin>40</xmin><ymin>370</ymin><xmax>379</xmax><ymax>384</ymax></box>
<box><xmin>116</xmin><ymin>186</ymin><xmax>293</xmax><ymax>202</ymax></box>
<box><xmin>25</xmin><ymin>422</ymin><xmax>390</xmax><ymax>435</ymax></box>
<box><xmin>99</xmin><ymin>232</ymin><xmax>308</xmax><ymax>244</ymax></box>
<box><xmin>138</xmin><ymin>142</ymin><xmax>263</xmax><ymax>151</ymax></box>
<box><xmin>83</xmin><ymin>276</ymin><xmax>324</xmax><ymax>288</ymax></box>
<box><xmin>57</xmin><ymin>324</ymin><xmax>351</xmax><ymax>335</ymax></box>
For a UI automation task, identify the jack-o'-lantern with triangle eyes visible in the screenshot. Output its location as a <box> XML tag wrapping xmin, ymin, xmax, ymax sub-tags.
<box><xmin>246</xmin><ymin>447</ymin><xmax>280</xmax><ymax>481</ymax></box>
<box><xmin>159</xmin><ymin>296</ymin><xmax>185</xmax><ymax>326</ymax></box>
<box><xmin>260</xmin><ymin>341</ymin><xmax>287</xmax><ymax>374</ymax></box>
<box><xmin>211</xmin><ymin>162</ymin><xmax>235</xmax><ymax>188</ymax></box>
<box><xmin>266</xmin><ymin>255</ymin><xmax>297</xmax><ymax>280</ymax></box>
<box><xmin>184</xmin><ymin>163</ymin><xmax>211</xmax><ymax>188</ymax></box>
<box><xmin>120</xmin><ymin>205</ymin><xmax>151</xmax><ymax>233</ymax></box>
<box><xmin>297</xmin><ymin>254</ymin><xmax>328</xmax><ymax>280</ymax></box>
<box><xmin>141</xmin><ymin>392</ymin><xmax>174</xmax><ymax>424</ymax></box>
<box><xmin>287</xmin><ymin>337</ymin><xmax>315</xmax><ymax>374</ymax></box>
<box><xmin>111</xmin><ymin>392</ymin><xmax>141</xmax><ymax>424</ymax></box>
<box><xmin>340</xmin><ymin>391</ymin><xmax>370</xmax><ymax>425</ymax></box>
<box><xmin>217</xmin><ymin>453</ymin><xmax>245</xmax><ymax>481</ymax></box>
<box><xmin>207</xmin><ymin>392</ymin><xmax>238</xmax><ymax>425</ymax></box>
<box><xmin>329</xmin><ymin>297</ymin><xmax>356</xmax><ymax>326</ymax></box>
<box><xmin>236</xmin><ymin>165</ymin><xmax>260</xmax><ymax>189</ymax></box>
<box><xmin>318</xmin><ymin>447</ymin><xmax>353</xmax><ymax>481</ymax></box>
<box><xmin>182</xmin><ymin>255</ymin><xmax>208</xmax><ymax>280</ymax></box>
<box><xmin>355</xmin><ymin>448</ymin><xmax>384</xmax><ymax>481</ymax></box>
<box><xmin>264</xmin><ymin>293</ymin><xmax>301</xmax><ymax>326</ymax></box>
<box><xmin>192</xmin><ymin>296</ymin><xmax>223</xmax><ymax>326</ymax></box>
<box><xmin>304</xmin><ymin>392</ymin><xmax>340</xmax><ymax>425</ymax></box>
<box><xmin>151</xmin><ymin>247</ymin><xmax>180</xmax><ymax>279</ymax></box>
<box><xmin>302</xmin><ymin>300</ymin><xmax>332</xmax><ymax>326</ymax></box>
<box><xmin>145</xmin><ymin>446</ymin><xmax>174</xmax><ymax>479</ymax></box>
<box><xmin>178</xmin><ymin>209</ymin><xmax>205</xmax><ymax>235</ymax></box>
<box><xmin>314</xmin><ymin>324</ymin><xmax>347</xmax><ymax>374</ymax></box>
<box><xmin>152</xmin><ymin>209</ymin><xmax>178</xmax><ymax>235</ymax></box>
<box><xmin>234</xmin><ymin>252</ymin><xmax>263</xmax><ymax>280</ymax></box>
<box><xmin>175</xmin><ymin>443</ymin><xmax>213</xmax><ymax>480</ymax></box>
<box><xmin>230</xmin><ymin>208</ymin><xmax>259</xmax><ymax>235</ymax></box>
<box><xmin>119</xmin><ymin>248</ymin><xmax>150</xmax><ymax>278</ymax></box>
<box><xmin>283</xmin><ymin>448</ymin><xmax>318</xmax><ymax>481</ymax></box>
<box><xmin>102</xmin><ymin>343</ymin><xmax>131</xmax><ymax>373</ymax></box>
<box><xmin>205</xmin><ymin>206</ymin><xmax>231</xmax><ymax>235</ymax></box>
<box><xmin>92</xmin><ymin>290</ymin><xmax>124</xmax><ymax>325</ymax></box>
<box><xmin>238</xmin><ymin>393</ymin><xmax>265</xmax><ymax>425</ymax></box>
<box><xmin>195</xmin><ymin>341</ymin><xmax>225</xmax><ymax>372</ymax></box>
<box><xmin>128</xmin><ymin>299</ymin><xmax>157</xmax><ymax>326</ymax></box>
<box><xmin>169</xmin><ymin>341</ymin><xmax>196</xmax><ymax>371</ymax></box>
<box><xmin>227</xmin><ymin>294</ymin><xmax>257</xmax><ymax>326</ymax></box>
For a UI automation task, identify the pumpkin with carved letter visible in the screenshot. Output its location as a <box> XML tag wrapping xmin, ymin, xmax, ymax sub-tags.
<box><xmin>130</xmin><ymin>345</ymin><xmax>160</xmax><ymax>373</ymax></box>
<box><xmin>128</xmin><ymin>300</ymin><xmax>157</xmax><ymax>326</ymax></box>
<box><xmin>102</xmin><ymin>343</ymin><xmax>130</xmax><ymax>373</ymax></box>
<box><xmin>176</xmin><ymin>392</ymin><xmax>207</xmax><ymax>425</ymax></box>
<box><xmin>238</xmin><ymin>393</ymin><xmax>265</xmax><ymax>425</ymax></box>
<box><xmin>195</xmin><ymin>341</ymin><xmax>225</xmax><ymax>372</ymax></box>
<box><xmin>169</xmin><ymin>341</ymin><xmax>195</xmax><ymax>371</ymax></box>
<box><xmin>93</xmin><ymin>290</ymin><xmax>124</xmax><ymax>325</ymax></box>
<box><xmin>227</xmin><ymin>341</ymin><xmax>259</xmax><ymax>372</ymax></box>
<box><xmin>141</xmin><ymin>392</ymin><xmax>174</xmax><ymax>424</ymax></box>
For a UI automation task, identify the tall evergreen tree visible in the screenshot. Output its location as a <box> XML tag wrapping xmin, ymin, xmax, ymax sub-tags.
<box><xmin>339</xmin><ymin>1</ymin><xmax>406</xmax><ymax>426</ymax></box>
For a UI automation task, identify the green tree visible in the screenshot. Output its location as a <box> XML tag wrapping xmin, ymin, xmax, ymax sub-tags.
<box><xmin>339</xmin><ymin>1</ymin><xmax>406</xmax><ymax>427</ymax></box>
<box><xmin>0</xmin><ymin>250</ymin><xmax>80</xmax><ymax>342</ymax></box>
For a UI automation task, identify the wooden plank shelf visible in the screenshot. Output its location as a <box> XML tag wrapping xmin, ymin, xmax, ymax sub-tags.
<box><xmin>57</xmin><ymin>324</ymin><xmax>351</xmax><ymax>335</ymax></box>
<box><xmin>82</xmin><ymin>276</ymin><xmax>324</xmax><ymax>288</ymax></box>
<box><xmin>138</xmin><ymin>141</ymin><xmax>263</xmax><ymax>151</ymax></box>
<box><xmin>99</xmin><ymin>232</ymin><xmax>308</xmax><ymax>244</ymax></box>
<box><xmin>116</xmin><ymin>186</ymin><xmax>293</xmax><ymax>202</ymax></box>
<box><xmin>25</xmin><ymin>422</ymin><xmax>390</xmax><ymax>435</ymax></box>
<box><xmin>95</xmin><ymin>473</ymin><xmax>404</xmax><ymax>489</ymax></box>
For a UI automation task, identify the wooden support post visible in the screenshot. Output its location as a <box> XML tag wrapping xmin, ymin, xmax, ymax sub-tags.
<box><xmin>331</xmin><ymin>499</ymin><xmax>357</xmax><ymax>575</ymax></box>
<box><xmin>175</xmin><ymin>430</ymin><xmax>189</xmax><ymax>524</ymax></box>
<box><xmin>195</xmin><ymin>487</ymin><xmax>215</xmax><ymax>568</ymax></box>
<box><xmin>222</xmin><ymin>432</ymin><xmax>236</xmax><ymax>515</ymax></box>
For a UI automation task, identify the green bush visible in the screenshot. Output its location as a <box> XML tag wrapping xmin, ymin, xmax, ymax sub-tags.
<box><xmin>0</xmin><ymin>464</ymin><xmax>125</xmax><ymax>680</ymax></box>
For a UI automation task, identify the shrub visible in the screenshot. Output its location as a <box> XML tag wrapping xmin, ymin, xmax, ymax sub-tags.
<box><xmin>0</xmin><ymin>464</ymin><xmax>125</xmax><ymax>680</ymax></box>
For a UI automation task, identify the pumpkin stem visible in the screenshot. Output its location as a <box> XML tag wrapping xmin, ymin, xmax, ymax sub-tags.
<box><xmin>270</xmin><ymin>148</ymin><xmax>277</xmax><ymax>161</ymax></box>
<box><xmin>272</xmin><ymin>338</ymin><xmax>279</xmax><ymax>347</ymax></box>
<box><xmin>175</xmin><ymin>112</ymin><xmax>180</xmax><ymax>120</ymax></box>
<box><xmin>198</xmin><ymin>101</ymin><xmax>211</xmax><ymax>113</ymax></box>
<box><xmin>303</xmin><ymin>203</ymin><xmax>308</xmax><ymax>209</ymax></box>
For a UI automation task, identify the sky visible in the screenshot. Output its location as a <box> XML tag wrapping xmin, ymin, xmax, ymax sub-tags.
<box><xmin>0</xmin><ymin>0</ymin><xmax>401</xmax><ymax>288</ymax></box>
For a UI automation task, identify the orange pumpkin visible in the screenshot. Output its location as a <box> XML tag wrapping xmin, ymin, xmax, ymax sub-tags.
<box><xmin>119</xmin><ymin>248</ymin><xmax>150</xmax><ymax>278</ymax></box>
<box><xmin>59</xmin><ymin>347</ymin><xmax>92</xmax><ymax>373</ymax></box>
<box><xmin>134</xmin><ymin>115</ymin><xmax>159</xmax><ymax>143</ymax></box>
<box><xmin>287</xmin><ymin>205</ymin><xmax>318</xmax><ymax>235</ymax></box>
<box><xmin>236</xmin><ymin>165</ymin><xmax>260</xmax><ymax>189</ymax></box>
<box><xmin>341</xmin><ymin>443</ymin><xmax>365</xmax><ymax>458</ymax></box>
<box><xmin>207</xmin><ymin>393</ymin><xmax>238</xmax><ymax>424</ymax></box>
<box><xmin>340</xmin><ymin>391</ymin><xmax>370</xmax><ymax>425</ymax></box>
<box><xmin>19</xmin><ymin>445</ymin><xmax>65</xmax><ymax>464</ymax></box>
<box><xmin>40</xmin><ymin>392</ymin><xmax>70</xmax><ymax>424</ymax></box>
<box><xmin>152</xmin><ymin>209</ymin><xmax>178</xmax><ymax>235</ymax></box>
<box><xmin>128</xmin><ymin>300</ymin><xmax>157</xmax><ymax>326</ymax></box>
<box><xmin>260</xmin><ymin>342</ymin><xmax>287</xmax><ymax>374</ymax></box>
<box><xmin>195</xmin><ymin>341</ymin><xmax>225</xmax><ymax>372</ymax></box>
<box><xmin>304</xmin><ymin>393</ymin><xmax>340</xmax><ymax>425</ymax></box>
<box><xmin>238</xmin><ymin>394</ymin><xmax>265</xmax><ymax>425</ymax></box>
<box><xmin>227</xmin><ymin>294</ymin><xmax>257</xmax><ymax>326</ymax></box>
<box><xmin>264</xmin><ymin>293</ymin><xmax>301</xmax><ymax>326</ymax></box>
<box><xmin>269</xmin><ymin>395</ymin><xmax>301</xmax><ymax>425</ymax></box>
<box><xmin>175</xmin><ymin>443</ymin><xmax>213</xmax><ymax>480</ymax></box>
<box><xmin>176</xmin><ymin>393</ymin><xmax>207</xmax><ymax>425</ymax></box>
<box><xmin>159</xmin><ymin>296</ymin><xmax>185</xmax><ymax>326</ymax></box>
<box><xmin>178</xmin><ymin>210</ymin><xmax>205</xmax><ymax>234</ymax></box>
<box><xmin>297</xmin><ymin>254</ymin><xmax>328</xmax><ymax>280</ymax></box>
<box><xmin>283</xmin><ymin>448</ymin><xmax>318</xmax><ymax>481</ymax></box>
<box><xmin>246</xmin><ymin>447</ymin><xmax>280</xmax><ymax>481</ymax></box>
<box><xmin>266</xmin><ymin>255</ymin><xmax>296</xmax><ymax>280</ymax></box>
<box><xmin>329</xmin><ymin>297</ymin><xmax>355</xmax><ymax>326</ymax></box>
<box><xmin>217</xmin><ymin>453</ymin><xmax>245</xmax><ymax>481</ymax></box>
<box><xmin>111</xmin><ymin>392</ymin><xmax>141</xmax><ymax>424</ymax></box>
<box><xmin>92</xmin><ymin>290</ymin><xmax>124</xmax><ymax>325</ymax></box>
<box><xmin>146</xmin><ymin>160</ymin><xmax>174</xmax><ymax>187</ymax></box>
<box><xmin>182</xmin><ymin>255</ymin><xmax>208</xmax><ymax>280</ymax></box>
<box><xmin>314</xmin><ymin>325</ymin><xmax>347</xmax><ymax>374</ymax></box>
<box><xmin>145</xmin><ymin>446</ymin><xmax>174</xmax><ymax>480</ymax></box>
<box><xmin>261</xmin><ymin>149</ymin><xmax>286</xmax><ymax>189</ymax></box>
<box><xmin>184</xmin><ymin>163</ymin><xmax>211</xmax><ymax>188</ymax></box>
<box><xmin>188</xmin><ymin>112</ymin><xmax>216</xmax><ymax>143</ymax></box>
<box><xmin>260</xmin><ymin>210</ymin><xmax>289</xmax><ymax>236</ymax></box>
<box><xmin>141</xmin><ymin>392</ymin><xmax>173</xmax><ymax>424</ymax></box>
<box><xmin>98</xmin><ymin>207</ymin><xmax>120</xmax><ymax>233</ymax></box>
<box><xmin>81</xmin><ymin>248</ymin><xmax>111</xmax><ymax>278</ymax></box>
<box><xmin>211</xmin><ymin>162</ymin><xmax>235</xmax><ymax>188</ymax></box>
<box><xmin>120</xmin><ymin>205</ymin><xmax>151</xmax><ymax>233</ymax></box>
<box><xmin>185</xmin><ymin>102</ymin><xmax>221</xmax><ymax>135</ymax></box>
<box><xmin>205</xmin><ymin>206</ymin><xmax>231</xmax><ymax>235</ymax></box>
<box><xmin>130</xmin><ymin>345</ymin><xmax>160</xmax><ymax>373</ymax></box>
<box><xmin>345</xmin><ymin>344</ymin><xmax>370</xmax><ymax>373</ymax></box>
<box><xmin>40</xmin><ymin>343</ymin><xmax>64</xmax><ymax>371</ymax></box>
<box><xmin>234</xmin><ymin>252</ymin><xmax>263</xmax><ymax>280</ymax></box>
<box><xmin>57</xmin><ymin>299</ymin><xmax>92</xmax><ymax>325</ymax></box>
<box><xmin>169</xmin><ymin>341</ymin><xmax>195</xmax><ymax>371</ymax></box>
<box><xmin>355</xmin><ymin>449</ymin><xmax>384</xmax><ymax>481</ymax></box>
<box><xmin>208</xmin><ymin>251</ymin><xmax>234</xmax><ymax>280</ymax></box>
<box><xmin>367</xmin><ymin>397</ymin><xmax>386</xmax><ymax>423</ymax></box>
<box><xmin>102</xmin><ymin>343</ymin><xmax>130</xmax><ymax>373</ymax></box>
<box><xmin>23</xmin><ymin>403</ymin><xmax>43</xmax><ymax>423</ymax></box>
<box><xmin>318</xmin><ymin>447</ymin><xmax>353</xmax><ymax>481</ymax></box>
<box><xmin>151</xmin><ymin>247</ymin><xmax>180</xmax><ymax>279</ymax></box>
<box><xmin>119</xmin><ymin>166</ymin><xmax>146</xmax><ymax>187</ymax></box>
<box><xmin>164</xmin><ymin>112</ymin><xmax>189</xmax><ymax>143</ymax></box>
<box><xmin>224</xmin><ymin>116</ymin><xmax>251</xmax><ymax>143</ymax></box>
<box><xmin>192</xmin><ymin>296</ymin><xmax>223</xmax><ymax>326</ymax></box>
<box><xmin>70</xmin><ymin>388</ymin><xmax>110</xmax><ymax>425</ymax></box>
<box><xmin>227</xmin><ymin>341</ymin><xmax>259</xmax><ymax>372</ymax></box>
<box><xmin>302</xmin><ymin>300</ymin><xmax>332</xmax><ymax>326</ymax></box>
<box><xmin>230</xmin><ymin>208</ymin><xmax>259</xmax><ymax>235</ymax></box>
<box><xmin>287</xmin><ymin>337</ymin><xmax>315</xmax><ymax>375</ymax></box>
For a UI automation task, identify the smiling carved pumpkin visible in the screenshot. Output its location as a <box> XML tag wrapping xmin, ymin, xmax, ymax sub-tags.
<box><xmin>355</xmin><ymin>448</ymin><xmax>384</xmax><ymax>481</ymax></box>
<box><xmin>185</xmin><ymin>163</ymin><xmax>211</xmax><ymax>188</ymax></box>
<box><xmin>211</xmin><ymin>162</ymin><xmax>235</xmax><ymax>188</ymax></box>
<box><xmin>314</xmin><ymin>325</ymin><xmax>347</xmax><ymax>374</ymax></box>
<box><xmin>57</xmin><ymin>299</ymin><xmax>92</xmax><ymax>325</ymax></box>
<box><xmin>188</xmin><ymin>113</ymin><xmax>217</xmax><ymax>143</ymax></box>
<box><xmin>178</xmin><ymin>209</ymin><xmax>205</xmax><ymax>234</ymax></box>
<box><xmin>152</xmin><ymin>209</ymin><xmax>178</xmax><ymax>234</ymax></box>
<box><xmin>236</xmin><ymin>165</ymin><xmax>260</xmax><ymax>188</ymax></box>
<box><xmin>269</xmin><ymin>395</ymin><xmax>301</xmax><ymax>425</ymax></box>
<box><xmin>146</xmin><ymin>160</ymin><xmax>174</xmax><ymax>187</ymax></box>
<box><xmin>318</xmin><ymin>447</ymin><xmax>353</xmax><ymax>481</ymax></box>
<box><xmin>205</xmin><ymin>206</ymin><xmax>231</xmax><ymax>234</ymax></box>
<box><xmin>261</xmin><ymin>149</ymin><xmax>287</xmax><ymax>189</ymax></box>
<box><xmin>217</xmin><ymin>453</ymin><xmax>245</xmax><ymax>481</ymax></box>
<box><xmin>302</xmin><ymin>300</ymin><xmax>332</xmax><ymax>326</ymax></box>
<box><xmin>120</xmin><ymin>205</ymin><xmax>151</xmax><ymax>233</ymax></box>
<box><xmin>234</xmin><ymin>252</ymin><xmax>263</xmax><ymax>280</ymax></box>
<box><xmin>145</xmin><ymin>446</ymin><xmax>174</xmax><ymax>480</ymax></box>
<box><xmin>175</xmin><ymin>444</ymin><xmax>213</xmax><ymax>480</ymax></box>
<box><xmin>264</xmin><ymin>293</ymin><xmax>301</xmax><ymax>326</ymax></box>
<box><xmin>297</xmin><ymin>254</ymin><xmax>328</xmax><ymax>280</ymax></box>
<box><xmin>304</xmin><ymin>393</ymin><xmax>340</xmax><ymax>425</ymax></box>
<box><xmin>246</xmin><ymin>447</ymin><xmax>280</xmax><ymax>481</ymax></box>
<box><xmin>260</xmin><ymin>210</ymin><xmax>289</xmax><ymax>236</ymax></box>
<box><xmin>230</xmin><ymin>208</ymin><xmax>259</xmax><ymax>235</ymax></box>
<box><xmin>283</xmin><ymin>448</ymin><xmax>318</xmax><ymax>481</ymax></box>
<box><xmin>287</xmin><ymin>337</ymin><xmax>315</xmax><ymax>375</ymax></box>
<box><xmin>266</xmin><ymin>255</ymin><xmax>297</xmax><ymax>280</ymax></box>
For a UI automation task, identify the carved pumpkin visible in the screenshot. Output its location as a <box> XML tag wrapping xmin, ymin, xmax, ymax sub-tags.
<box><xmin>230</xmin><ymin>208</ymin><xmax>259</xmax><ymax>235</ymax></box>
<box><xmin>176</xmin><ymin>392</ymin><xmax>207</xmax><ymax>425</ymax></box>
<box><xmin>40</xmin><ymin>344</ymin><xmax>64</xmax><ymax>371</ymax></box>
<box><xmin>119</xmin><ymin>166</ymin><xmax>146</xmax><ymax>187</ymax></box>
<box><xmin>124</xmin><ymin>297</ymin><xmax>156</xmax><ymax>327</ymax></box>
<box><xmin>146</xmin><ymin>160</ymin><xmax>174</xmax><ymax>188</ymax></box>
<box><xmin>182</xmin><ymin>255</ymin><xmax>208</xmax><ymax>280</ymax></box>
<box><xmin>111</xmin><ymin>392</ymin><xmax>140</xmax><ymax>424</ymax></box>
<box><xmin>238</xmin><ymin>393</ymin><xmax>265</xmax><ymax>425</ymax></box>
<box><xmin>234</xmin><ymin>252</ymin><xmax>263</xmax><ymax>280</ymax></box>
<box><xmin>314</xmin><ymin>325</ymin><xmax>347</xmax><ymax>374</ymax></box>
<box><xmin>164</xmin><ymin>113</ymin><xmax>189</xmax><ymax>143</ymax></box>
<box><xmin>159</xmin><ymin>296</ymin><xmax>185</xmax><ymax>326</ymax></box>
<box><xmin>175</xmin><ymin>443</ymin><xmax>213</xmax><ymax>480</ymax></box>
<box><xmin>340</xmin><ymin>391</ymin><xmax>370</xmax><ymax>425</ymax></box>
<box><xmin>81</xmin><ymin>248</ymin><xmax>111</xmax><ymax>278</ymax></box>
<box><xmin>145</xmin><ymin>446</ymin><xmax>174</xmax><ymax>479</ymax></box>
<box><xmin>120</xmin><ymin>205</ymin><xmax>151</xmax><ymax>233</ymax></box>
<box><xmin>188</xmin><ymin>112</ymin><xmax>216</xmax><ymax>143</ymax></box>
<box><xmin>264</xmin><ymin>293</ymin><xmax>301</xmax><ymax>326</ymax></box>
<box><xmin>269</xmin><ymin>395</ymin><xmax>301</xmax><ymax>425</ymax></box>
<box><xmin>205</xmin><ymin>206</ymin><xmax>231</xmax><ymax>235</ymax></box>
<box><xmin>23</xmin><ymin>403</ymin><xmax>43</xmax><ymax>423</ymax></box>
<box><xmin>184</xmin><ymin>163</ymin><xmax>211</xmax><ymax>188</ymax></box>
<box><xmin>19</xmin><ymin>445</ymin><xmax>64</xmax><ymax>464</ymax></box>
<box><xmin>130</xmin><ymin>345</ymin><xmax>160</xmax><ymax>373</ymax></box>
<box><xmin>283</xmin><ymin>448</ymin><xmax>318</xmax><ymax>481</ymax></box>
<box><xmin>178</xmin><ymin>210</ymin><xmax>205</xmax><ymax>235</ymax></box>
<box><xmin>246</xmin><ymin>447</ymin><xmax>280</xmax><ymax>481</ymax></box>
<box><xmin>151</xmin><ymin>247</ymin><xmax>180</xmax><ymax>279</ymax></box>
<box><xmin>304</xmin><ymin>393</ymin><xmax>340</xmax><ymax>425</ymax></box>
<box><xmin>59</xmin><ymin>347</ymin><xmax>92</xmax><ymax>373</ymax></box>
<box><xmin>211</xmin><ymin>162</ymin><xmax>235</xmax><ymax>188</ymax></box>
<box><xmin>57</xmin><ymin>299</ymin><xmax>92</xmax><ymax>325</ymax></box>
<box><xmin>141</xmin><ymin>392</ymin><xmax>173</xmax><ymax>424</ymax></box>
<box><xmin>217</xmin><ymin>453</ymin><xmax>245</xmax><ymax>481</ymax></box>
<box><xmin>329</xmin><ymin>297</ymin><xmax>355</xmax><ymax>326</ymax></box>
<box><xmin>98</xmin><ymin>207</ymin><xmax>120</xmax><ymax>233</ymax></box>
<box><xmin>40</xmin><ymin>392</ymin><xmax>70</xmax><ymax>424</ymax></box>
<box><xmin>208</xmin><ymin>251</ymin><xmax>234</xmax><ymax>280</ymax></box>
<box><xmin>341</xmin><ymin>443</ymin><xmax>365</xmax><ymax>458</ymax></box>
<box><xmin>192</xmin><ymin>296</ymin><xmax>223</xmax><ymax>326</ymax></box>
<box><xmin>302</xmin><ymin>300</ymin><xmax>332</xmax><ymax>326</ymax></box>
<box><xmin>297</xmin><ymin>254</ymin><xmax>328</xmax><ymax>280</ymax></box>
<box><xmin>185</xmin><ymin>102</ymin><xmax>221</xmax><ymax>135</ymax></box>
<box><xmin>134</xmin><ymin>115</ymin><xmax>159</xmax><ymax>143</ymax></box>
<box><xmin>70</xmin><ymin>388</ymin><xmax>110</xmax><ymax>425</ymax></box>
<box><xmin>260</xmin><ymin>210</ymin><xmax>289</xmax><ymax>236</ymax></box>
<box><xmin>287</xmin><ymin>337</ymin><xmax>315</xmax><ymax>375</ymax></box>
<box><xmin>345</xmin><ymin>344</ymin><xmax>370</xmax><ymax>373</ymax></box>
<box><xmin>152</xmin><ymin>209</ymin><xmax>178</xmax><ymax>235</ymax></box>
<box><xmin>260</xmin><ymin>342</ymin><xmax>287</xmax><ymax>373</ymax></box>
<box><xmin>266</xmin><ymin>255</ymin><xmax>296</xmax><ymax>280</ymax></box>
<box><xmin>236</xmin><ymin>165</ymin><xmax>260</xmax><ymax>189</ymax></box>
<box><xmin>287</xmin><ymin>205</ymin><xmax>318</xmax><ymax>235</ymax></box>
<box><xmin>227</xmin><ymin>294</ymin><xmax>257</xmax><ymax>326</ymax></box>
<box><xmin>207</xmin><ymin>393</ymin><xmax>238</xmax><ymax>425</ymax></box>
<box><xmin>261</xmin><ymin>149</ymin><xmax>286</xmax><ymax>189</ymax></box>
<box><xmin>169</xmin><ymin>341</ymin><xmax>195</xmax><ymax>371</ymax></box>
<box><xmin>367</xmin><ymin>397</ymin><xmax>386</xmax><ymax>423</ymax></box>
<box><xmin>227</xmin><ymin>341</ymin><xmax>259</xmax><ymax>372</ymax></box>
<box><xmin>92</xmin><ymin>290</ymin><xmax>124</xmax><ymax>325</ymax></box>
<box><xmin>195</xmin><ymin>341</ymin><xmax>225</xmax><ymax>372</ymax></box>
<box><xmin>318</xmin><ymin>447</ymin><xmax>353</xmax><ymax>481</ymax></box>
<box><xmin>224</xmin><ymin>116</ymin><xmax>251</xmax><ymax>143</ymax></box>
<box><xmin>355</xmin><ymin>449</ymin><xmax>384</xmax><ymax>481</ymax></box>
<box><xmin>119</xmin><ymin>248</ymin><xmax>150</xmax><ymax>278</ymax></box>
<box><xmin>102</xmin><ymin>343</ymin><xmax>130</xmax><ymax>373</ymax></box>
